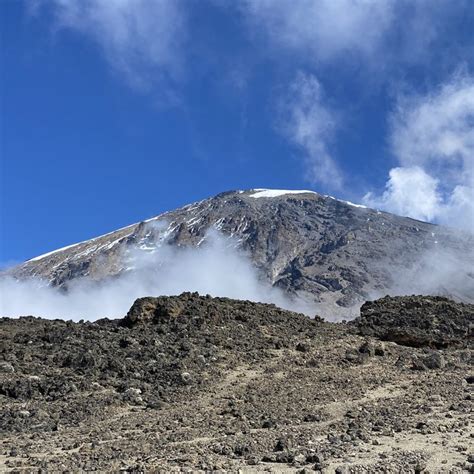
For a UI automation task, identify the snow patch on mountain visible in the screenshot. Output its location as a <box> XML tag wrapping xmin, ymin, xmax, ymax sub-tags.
<box><xmin>325</xmin><ymin>195</ymin><xmax>368</xmax><ymax>209</ymax></box>
<box><xmin>249</xmin><ymin>189</ymin><xmax>316</xmax><ymax>198</ymax></box>
<box><xmin>27</xmin><ymin>243</ymin><xmax>82</xmax><ymax>263</ymax></box>
<box><xmin>27</xmin><ymin>224</ymin><xmax>136</xmax><ymax>262</ymax></box>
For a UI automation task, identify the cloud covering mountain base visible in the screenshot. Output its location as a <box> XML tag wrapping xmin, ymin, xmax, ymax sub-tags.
<box><xmin>0</xmin><ymin>232</ymin><xmax>314</xmax><ymax>321</ymax></box>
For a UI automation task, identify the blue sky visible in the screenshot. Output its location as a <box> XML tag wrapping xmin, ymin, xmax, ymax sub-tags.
<box><xmin>2</xmin><ymin>0</ymin><xmax>474</xmax><ymax>264</ymax></box>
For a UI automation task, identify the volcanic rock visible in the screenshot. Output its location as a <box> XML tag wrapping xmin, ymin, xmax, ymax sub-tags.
<box><xmin>355</xmin><ymin>295</ymin><xmax>473</xmax><ymax>348</ymax></box>
<box><xmin>1</xmin><ymin>293</ymin><xmax>473</xmax><ymax>472</ymax></box>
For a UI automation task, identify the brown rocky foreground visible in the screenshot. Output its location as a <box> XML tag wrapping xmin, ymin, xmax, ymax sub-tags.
<box><xmin>0</xmin><ymin>294</ymin><xmax>473</xmax><ymax>473</ymax></box>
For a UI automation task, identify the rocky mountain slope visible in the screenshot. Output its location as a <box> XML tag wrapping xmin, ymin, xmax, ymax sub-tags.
<box><xmin>1</xmin><ymin>293</ymin><xmax>473</xmax><ymax>472</ymax></box>
<box><xmin>7</xmin><ymin>189</ymin><xmax>474</xmax><ymax>317</ymax></box>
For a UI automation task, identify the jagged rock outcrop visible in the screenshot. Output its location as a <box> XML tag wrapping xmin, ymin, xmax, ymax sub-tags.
<box><xmin>355</xmin><ymin>295</ymin><xmax>474</xmax><ymax>348</ymax></box>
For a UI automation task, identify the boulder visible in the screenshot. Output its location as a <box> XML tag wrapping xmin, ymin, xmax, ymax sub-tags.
<box><xmin>354</xmin><ymin>295</ymin><xmax>473</xmax><ymax>348</ymax></box>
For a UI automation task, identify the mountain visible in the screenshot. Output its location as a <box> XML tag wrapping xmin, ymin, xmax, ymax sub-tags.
<box><xmin>7</xmin><ymin>189</ymin><xmax>474</xmax><ymax>317</ymax></box>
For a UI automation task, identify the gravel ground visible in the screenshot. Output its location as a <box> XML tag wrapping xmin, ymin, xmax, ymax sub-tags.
<box><xmin>1</xmin><ymin>293</ymin><xmax>473</xmax><ymax>472</ymax></box>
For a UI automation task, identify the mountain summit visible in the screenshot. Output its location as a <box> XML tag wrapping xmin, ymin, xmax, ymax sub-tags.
<box><xmin>7</xmin><ymin>189</ymin><xmax>474</xmax><ymax>316</ymax></box>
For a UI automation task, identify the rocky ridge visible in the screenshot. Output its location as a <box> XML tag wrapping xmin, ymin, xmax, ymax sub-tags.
<box><xmin>1</xmin><ymin>293</ymin><xmax>473</xmax><ymax>472</ymax></box>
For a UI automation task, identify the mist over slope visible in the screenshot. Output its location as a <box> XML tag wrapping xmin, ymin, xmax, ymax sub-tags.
<box><xmin>3</xmin><ymin>189</ymin><xmax>473</xmax><ymax>320</ymax></box>
<box><xmin>1</xmin><ymin>232</ymin><xmax>311</xmax><ymax>320</ymax></box>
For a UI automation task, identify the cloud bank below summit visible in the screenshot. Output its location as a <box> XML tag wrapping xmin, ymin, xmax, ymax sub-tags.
<box><xmin>0</xmin><ymin>232</ymin><xmax>314</xmax><ymax>321</ymax></box>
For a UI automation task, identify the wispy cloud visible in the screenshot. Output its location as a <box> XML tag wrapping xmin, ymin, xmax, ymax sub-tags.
<box><xmin>238</xmin><ymin>1</ymin><xmax>474</xmax><ymax>193</ymax></box>
<box><xmin>278</xmin><ymin>72</ymin><xmax>343</xmax><ymax>189</ymax></box>
<box><xmin>364</xmin><ymin>73</ymin><xmax>474</xmax><ymax>230</ymax></box>
<box><xmin>240</xmin><ymin>0</ymin><xmax>395</xmax><ymax>63</ymax></box>
<box><xmin>238</xmin><ymin>0</ymin><xmax>469</xmax><ymax>72</ymax></box>
<box><xmin>29</xmin><ymin>0</ymin><xmax>474</xmax><ymax>207</ymax></box>
<box><xmin>34</xmin><ymin>0</ymin><xmax>187</xmax><ymax>95</ymax></box>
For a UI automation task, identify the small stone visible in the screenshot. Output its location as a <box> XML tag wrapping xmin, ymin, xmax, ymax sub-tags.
<box><xmin>247</xmin><ymin>455</ymin><xmax>259</xmax><ymax>465</ymax></box>
<box><xmin>274</xmin><ymin>437</ymin><xmax>293</xmax><ymax>452</ymax></box>
<box><xmin>262</xmin><ymin>419</ymin><xmax>276</xmax><ymax>429</ymax></box>
<box><xmin>429</xmin><ymin>394</ymin><xmax>443</xmax><ymax>404</ymax></box>
<box><xmin>359</xmin><ymin>341</ymin><xmax>375</xmax><ymax>356</ymax></box>
<box><xmin>414</xmin><ymin>460</ymin><xmax>427</xmax><ymax>472</ymax></box>
<box><xmin>146</xmin><ymin>400</ymin><xmax>163</xmax><ymax>410</ymax></box>
<box><xmin>123</xmin><ymin>387</ymin><xmax>143</xmax><ymax>404</ymax></box>
<box><xmin>412</xmin><ymin>357</ymin><xmax>428</xmax><ymax>371</ymax></box>
<box><xmin>375</xmin><ymin>343</ymin><xmax>386</xmax><ymax>356</ymax></box>
<box><xmin>303</xmin><ymin>413</ymin><xmax>321</xmax><ymax>422</ymax></box>
<box><xmin>422</xmin><ymin>352</ymin><xmax>445</xmax><ymax>370</ymax></box>
<box><xmin>345</xmin><ymin>349</ymin><xmax>357</xmax><ymax>360</ymax></box>
<box><xmin>275</xmin><ymin>452</ymin><xmax>294</xmax><ymax>463</ymax></box>
<box><xmin>296</xmin><ymin>341</ymin><xmax>310</xmax><ymax>353</ymax></box>
<box><xmin>0</xmin><ymin>362</ymin><xmax>15</xmax><ymax>373</ymax></box>
<box><xmin>180</xmin><ymin>372</ymin><xmax>192</xmax><ymax>384</ymax></box>
<box><xmin>233</xmin><ymin>444</ymin><xmax>251</xmax><ymax>456</ymax></box>
<box><xmin>125</xmin><ymin>387</ymin><xmax>142</xmax><ymax>395</ymax></box>
<box><xmin>306</xmin><ymin>453</ymin><xmax>323</xmax><ymax>463</ymax></box>
<box><xmin>293</xmin><ymin>454</ymin><xmax>306</xmax><ymax>465</ymax></box>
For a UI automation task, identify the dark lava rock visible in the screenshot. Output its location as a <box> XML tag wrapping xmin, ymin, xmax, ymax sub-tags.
<box><xmin>124</xmin><ymin>296</ymin><xmax>185</xmax><ymax>325</ymax></box>
<box><xmin>0</xmin><ymin>292</ymin><xmax>319</xmax><ymax>434</ymax></box>
<box><xmin>274</xmin><ymin>436</ymin><xmax>294</xmax><ymax>452</ymax></box>
<box><xmin>422</xmin><ymin>352</ymin><xmax>446</xmax><ymax>369</ymax></box>
<box><xmin>412</xmin><ymin>353</ymin><xmax>445</xmax><ymax>371</ymax></box>
<box><xmin>1</xmin><ymin>293</ymin><xmax>472</xmax><ymax>472</ymax></box>
<box><xmin>354</xmin><ymin>295</ymin><xmax>473</xmax><ymax>348</ymax></box>
<box><xmin>359</xmin><ymin>341</ymin><xmax>375</xmax><ymax>356</ymax></box>
<box><xmin>296</xmin><ymin>341</ymin><xmax>311</xmax><ymax>353</ymax></box>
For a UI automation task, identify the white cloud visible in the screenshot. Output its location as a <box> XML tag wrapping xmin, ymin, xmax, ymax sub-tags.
<box><xmin>384</xmin><ymin>245</ymin><xmax>474</xmax><ymax>305</ymax></box>
<box><xmin>239</xmin><ymin>1</ymin><xmax>471</xmax><ymax>192</ymax></box>
<box><xmin>278</xmin><ymin>72</ymin><xmax>343</xmax><ymax>189</ymax></box>
<box><xmin>390</xmin><ymin>75</ymin><xmax>474</xmax><ymax>189</ymax></box>
<box><xmin>363</xmin><ymin>167</ymin><xmax>442</xmax><ymax>222</ymax></box>
<box><xmin>364</xmin><ymin>74</ymin><xmax>474</xmax><ymax>231</ymax></box>
<box><xmin>36</xmin><ymin>0</ymin><xmax>187</xmax><ymax>92</ymax></box>
<box><xmin>241</xmin><ymin>0</ymin><xmax>396</xmax><ymax>63</ymax></box>
<box><xmin>239</xmin><ymin>0</ymin><xmax>469</xmax><ymax>70</ymax></box>
<box><xmin>0</xmin><ymin>231</ymin><xmax>313</xmax><ymax>320</ymax></box>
